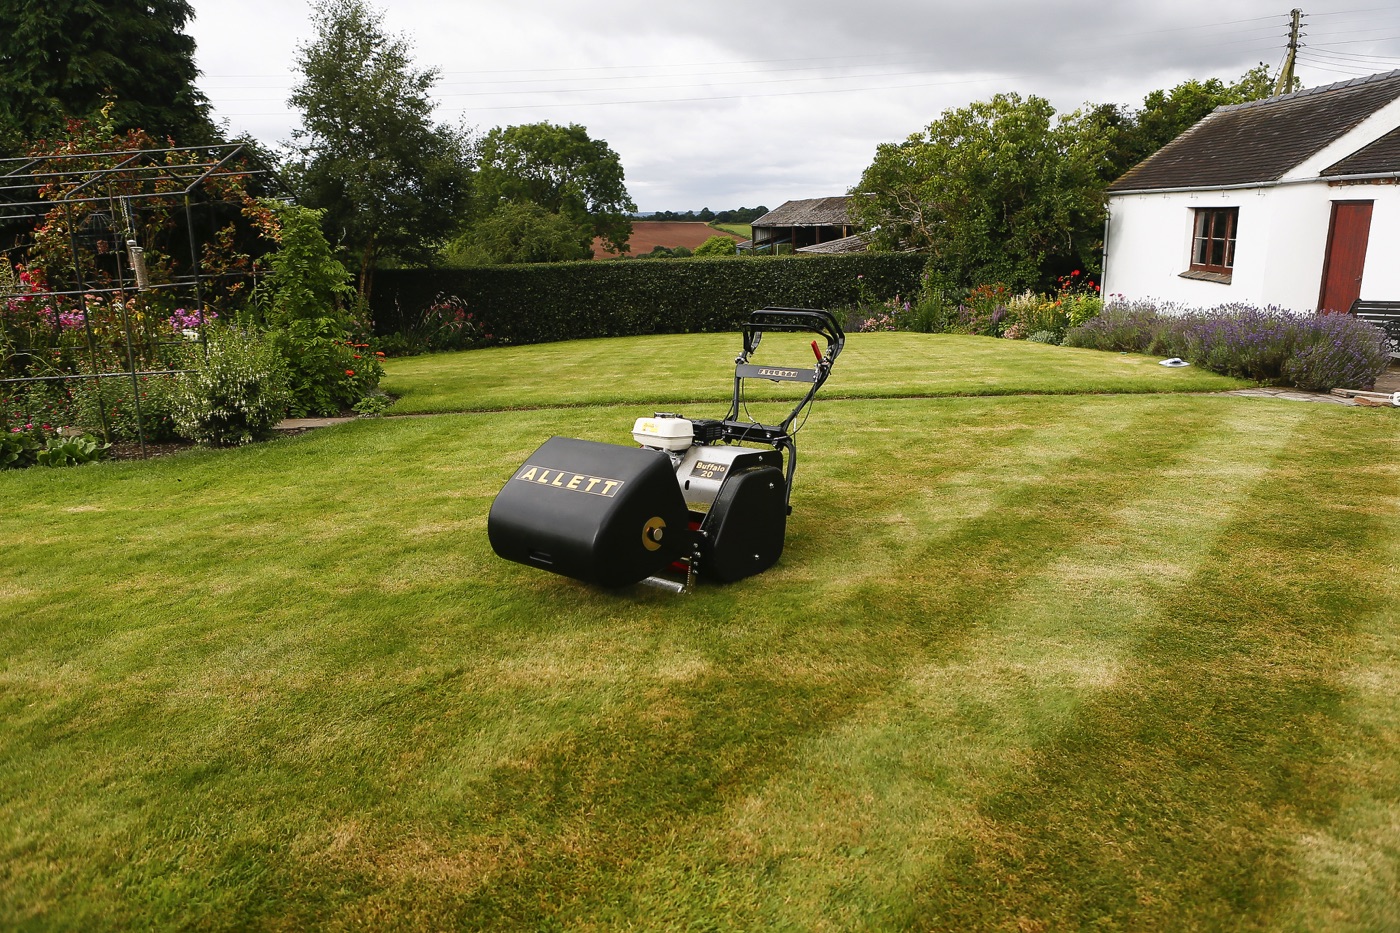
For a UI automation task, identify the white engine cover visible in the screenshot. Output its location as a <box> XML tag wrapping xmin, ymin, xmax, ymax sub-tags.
<box><xmin>632</xmin><ymin>416</ymin><xmax>693</xmax><ymax>451</ymax></box>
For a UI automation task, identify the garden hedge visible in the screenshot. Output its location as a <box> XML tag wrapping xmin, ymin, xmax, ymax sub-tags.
<box><xmin>369</xmin><ymin>253</ymin><xmax>926</xmax><ymax>346</ymax></box>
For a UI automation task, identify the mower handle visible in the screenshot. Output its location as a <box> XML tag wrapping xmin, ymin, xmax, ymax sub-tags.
<box><xmin>726</xmin><ymin>307</ymin><xmax>846</xmax><ymax>452</ymax></box>
<box><xmin>741</xmin><ymin>307</ymin><xmax>845</xmax><ymax>361</ymax></box>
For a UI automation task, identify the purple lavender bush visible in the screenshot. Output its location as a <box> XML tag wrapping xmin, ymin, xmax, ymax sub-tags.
<box><xmin>1283</xmin><ymin>312</ymin><xmax>1393</xmax><ymax>391</ymax></box>
<box><xmin>1064</xmin><ymin>300</ymin><xmax>1391</xmax><ymax>391</ymax></box>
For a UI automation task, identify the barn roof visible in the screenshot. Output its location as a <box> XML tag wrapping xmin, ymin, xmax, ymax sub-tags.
<box><xmin>1108</xmin><ymin>70</ymin><xmax>1400</xmax><ymax>193</ymax></box>
<box><xmin>753</xmin><ymin>196</ymin><xmax>853</xmax><ymax>227</ymax></box>
<box><xmin>796</xmin><ymin>234</ymin><xmax>868</xmax><ymax>254</ymax></box>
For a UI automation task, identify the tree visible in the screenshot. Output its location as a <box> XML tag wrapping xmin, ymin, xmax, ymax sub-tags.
<box><xmin>287</xmin><ymin>0</ymin><xmax>474</xmax><ymax>300</ymax></box>
<box><xmin>1100</xmin><ymin>64</ymin><xmax>1283</xmax><ymax>179</ymax></box>
<box><xmin>0</xmin><ymin>0</ymin><xmax>216</xmax><ymax>155</ymax></box>
<box><xmin>474</xmin><ymin>122</ymin><xmax>635</xmax><ymax>256</ymax></box>
<box><xmin>449</xmin><ymin>201</ymin><xmax>593</xmax><ymax>265</ymax></box>
<box><xmin>851</xmin><ymin>93</ymin><xmax>1109</xmax><ymax>289</ymax></box>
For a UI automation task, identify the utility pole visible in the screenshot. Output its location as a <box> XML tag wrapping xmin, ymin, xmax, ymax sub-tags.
<box><xmin>1276</xmin><ymin>8</ymin><xmax>1303</xmax><ymax>96</ymax></box>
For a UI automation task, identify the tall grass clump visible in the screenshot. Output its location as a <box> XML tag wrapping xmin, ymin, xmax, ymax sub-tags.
<box><xmin>1064</xmin><ymin>301</ymin><xmax>1392</xmax><ymax>390</ymax></box>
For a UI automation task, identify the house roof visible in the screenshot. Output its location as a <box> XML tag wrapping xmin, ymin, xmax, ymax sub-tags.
<box><xmin>753</xmin><ymin>196</ymin><xmax>853</xmax><ymax>227</ymax></box>
<box><xmin>796</xmin><ymin>233</ymin><xmax>868</xmax><ymax>254</ymax></box>
<box><xmin>1108</xmin><ymin>70</ymin><xmax>1400</xmax><ymax>193</ymax></box>
<box><xmin>1323</xmin><ymin>124</ymin><xmax>1400</xmax><ymax>175</ymax></box>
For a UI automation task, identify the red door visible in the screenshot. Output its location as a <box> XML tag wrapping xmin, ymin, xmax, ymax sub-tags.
<box><xmin>1318</xmin><ymin>200</ymin><xmax>1373</xmax><ymax>312</ymax></box>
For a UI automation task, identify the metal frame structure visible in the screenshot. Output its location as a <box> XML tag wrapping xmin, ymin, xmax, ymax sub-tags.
<box><xmin>0</xmin><ymin>143</ymin><xmax>288</xmax><ymax>455</ymax></box>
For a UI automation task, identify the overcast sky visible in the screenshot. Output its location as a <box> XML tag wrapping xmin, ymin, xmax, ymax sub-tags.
<box><xmin>186</xmin><ymin>1</ymin><xmax>1400</xmax><ymax>213</ymax></box>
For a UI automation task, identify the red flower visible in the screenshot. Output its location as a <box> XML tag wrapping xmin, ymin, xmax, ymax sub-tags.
<box><xmin>345</xmin><ymin>369</ymin><xmax>355</xmax><ymax>376</ymax></box>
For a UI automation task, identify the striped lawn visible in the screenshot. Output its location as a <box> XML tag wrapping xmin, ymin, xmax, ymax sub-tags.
<box><xmin>1</xmin><ymin>339</ymin><xmax>1397</xmax><ymax>930</ymax></box>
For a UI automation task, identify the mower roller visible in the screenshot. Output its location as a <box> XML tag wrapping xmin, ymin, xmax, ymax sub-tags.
<box><xmin>487</xmin><ymin>307</ymin><xmax>845</xmax><ymax>589</ymax></box>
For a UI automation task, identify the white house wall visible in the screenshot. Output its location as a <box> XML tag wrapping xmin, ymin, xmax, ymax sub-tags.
<box><xmin>1104</xmin><ymin>181</ymin><xmax>1400</xmax><ymax>313</ymax></box>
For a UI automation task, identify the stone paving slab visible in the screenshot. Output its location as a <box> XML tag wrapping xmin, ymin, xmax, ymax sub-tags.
<box><xmin>273</xmin><ymin>417</ymin><xmax>357</xmax><ymax>431</ymax></box>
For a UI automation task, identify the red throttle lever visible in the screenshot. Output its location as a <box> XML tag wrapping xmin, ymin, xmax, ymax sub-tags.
<box><xmin>811</xmin><ymin>340</ymin><xmax>822</xmax><ymax>364</ymax></box>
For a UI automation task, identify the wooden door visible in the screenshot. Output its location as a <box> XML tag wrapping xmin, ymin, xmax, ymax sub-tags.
<box><xmin>1318</xmin><ymin>200</ymin><xmax>1373</xmax><ymax>312</ymax></box>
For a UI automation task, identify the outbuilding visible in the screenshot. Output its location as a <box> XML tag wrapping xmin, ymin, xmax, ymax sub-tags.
<box><xmin>1102</xmin><ymin>70</ymin><xmax>1400</xmax><ymax>313</ymax></box>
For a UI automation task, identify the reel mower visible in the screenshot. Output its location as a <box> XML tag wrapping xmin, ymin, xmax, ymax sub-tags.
<box><xmin>487</xmin><ymin>307</ymin><xmax>845</xmax><ymax>590</ymax></box>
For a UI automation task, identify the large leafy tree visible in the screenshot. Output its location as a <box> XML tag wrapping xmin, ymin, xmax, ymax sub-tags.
<box><xmin>851</xmin><ymin>93</ymin><xmax>1109</xmax><ymax>289</ymax></box>
<box><xmin>1096</xmin><ymin>64</ymin><xmax>1282</xmax><ymax>179</ymax></box>
<box><xmin>0</xmin><ymin>0</ymin><xmax>216</xmax><ymax>155</ymax></box>
<box><xmin>287</xmin><ymin>0</ymin><xmax>473</xmax><ymax>299</ymax></box>
<box><xmin>450</xmin><ymin>201</ymin><xmax>594</xmax><ymax>265</ymax></box>
<box><xmin>475</xmin><ymin>122</ymin><xmax>635</xmax><ymax>257</ymax></box>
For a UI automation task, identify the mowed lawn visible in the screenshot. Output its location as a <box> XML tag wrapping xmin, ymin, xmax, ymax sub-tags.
<box><xmin>2</xmin><ymin>336</ymin><xmax>1398</xmax><ymax>930</ymax></box>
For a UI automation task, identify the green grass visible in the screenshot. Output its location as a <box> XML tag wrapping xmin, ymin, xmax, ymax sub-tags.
<box><xmin>3</xmin><ymin>337</ymin><xmax>1397</xmax><ymax>930</ymax></box>
<box><xmin>710</xmin><ymin>222</ymin><xmax>751</xmax><ymax>238</ymax></box>
<box><xmin>380</xmin><ymin>332</ymin><xmax>1247</xmax><ymax>414</ymax></box>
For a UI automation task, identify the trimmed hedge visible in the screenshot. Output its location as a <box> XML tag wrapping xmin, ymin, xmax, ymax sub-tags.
<box><xmin>370</xmin><ymin>253</ymin><xmax>925</xmax><ymax>346</ymax></box>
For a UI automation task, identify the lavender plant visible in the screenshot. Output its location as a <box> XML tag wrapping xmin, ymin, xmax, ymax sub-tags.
<box><xmin>1064</xmin><ymin>300</ymin><xmax>1392</xmax><ymax>391</ymax></box>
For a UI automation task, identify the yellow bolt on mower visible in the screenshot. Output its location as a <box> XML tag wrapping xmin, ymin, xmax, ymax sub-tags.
<box><xmin>488</xmin><ymin>307</ymin><xmax>845</xmax><ymax>590</ymax></box>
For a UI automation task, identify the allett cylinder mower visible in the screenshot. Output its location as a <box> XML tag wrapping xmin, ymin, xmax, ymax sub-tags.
<box><xmin>487</xmin><ymin>307</ymin><xmax>845</xmax><ymax>590</ymax></box>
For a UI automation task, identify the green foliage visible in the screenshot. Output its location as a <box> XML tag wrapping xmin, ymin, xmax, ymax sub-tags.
<box><xmin>475</xmin><ymin>121</ymin><xmax>635</xmax><ymax>255</ymax></box>
<box><xmin>0</xmin><ymin>0</ymin><xmax>216</xmax><ymax>155</ymax></box>
<box><xmin>852</xmin><ymin>93</ymin><xmax>1110</xmax><ymax>291</ymax></box>
<box><xmin>0</xmin><ymin>430</ymin><xmax>41</xmax><ymax>469</ymax></box>
<box><xmin>171</xmin><ymin>328</ymin><xmax>292</xmax><ymax>446</ymax></box>
<box><xmin>692</xmin><ymin>235</ymin><xmax>739</xmax><ymax>257</ymax></box>
<box><xmin>67</xmin><ymin>373</ymin><xmax>185</xmax><ymax>443</ymax></box>
<box><xmin>287</xmin><ymin>0</ymin><xmax>474</xmax><ymax>297</ymax></box>
<box><xmin>1064</xmin><ymin>301</ymin><xmax>1392</xmax><ymax>391</ymax></box>
<box><xmin>448</xmin><ymin>201</ymin><xmax>593</xmax><ymax>265</ymax></box>
<box><xmin>351</xmin><ymin>393</ymin><xmax>394</xmax><ymax>417</ymax></box>
<box><xmin>272</xmin><ymin>318</ymin><xmax>384</xmax><ymax>417</ymax></box>
<box><xmin>1099</xmin><ymin>64</ymin><xmax>1282</xmax><ymax>179</ymax></box>
<box><xmin>634</xmin><ymin>245</ymin><xmax>692</xmax><ymax>260</ymax></box>
<box><xmin>370</xmin><ymin>253</ymin><xmax>925</xmax><ymax>347</ymax></box>
<box><xmin>34</xmin><ymin>434</ymin><xmax>109</xmax><ymax>467</ymax></box>
<box><xmin>260</xmin><ymin>201</ymin><xmax>355</xmax><ymax>324</ymax></box>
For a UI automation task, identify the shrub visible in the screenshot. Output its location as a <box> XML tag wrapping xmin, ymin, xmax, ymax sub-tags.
<box><xmin>272</xmin><ymin>318</ymin><xmax>385</xmax><ymax>417</ymax></box>
<box><xmin>35</xmin><ymin>434</ymin><xmax>109</xmax><ymax>467</ymax></box>
<box><xmin>693</xmin><ymin>235</ymin><xmax>739</xmax><ymax>257</ymax></box>
<box><xmin>171</xmin><ymin>328</ymin><xmax>292</xmax><ymax>446</ymax></box>
<box><xmin>1283</xmin><ymin>313</ymin><xmax>1393</xmax><ymax>391</ymax></box>
<box><xmin>379</xmin><ymin>293</ymin><xmax>490</xmax><ymax>356</ymax></box>
<box><xmin>260</xmin><ymin>202</ymin><xmax>355</xmax><ymax>325</ymax></box>
<box><xmin>1029</xmin><ymin>330</ymin><xmax>1059</xmax><ymax>344</ymax></box>
<box><xmin>67</xmin><ymin>373</ymin><xmax>185</xmax><ymax>443</ymax></box>
<box><xmin>0</xmin><ymin>430</ymin><xmax>41</xmax><ymax>469</ymax></box>
<box><xmin>1062</xmin><ymin>300</ymin><xmax>1170</xmax><ymax>353</ymax></box>
<box><xmin>1064</xmin><ymin>300</ymin><xmax>1392</xmax><ymax>391</ymax></box>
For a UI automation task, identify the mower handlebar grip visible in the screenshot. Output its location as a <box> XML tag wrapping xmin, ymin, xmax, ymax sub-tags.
<box><xmin>742</xmin><ymin>307</ymin><xmax>845</xmax><ymax>360</ymax></box>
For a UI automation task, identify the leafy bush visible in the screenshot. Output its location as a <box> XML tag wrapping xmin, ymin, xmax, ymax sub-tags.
<box><xmin>35</xmin><ymin>434</ymin><xmax>109</xmax><ymax>467</ymax></box>
<box><xmin>1</xmin><ymin>430</ymin><xmax>41</xmax><ymax>469</ymax></box>
<box><xmin>1062</xmin><ymin>300</ymin><xmax>1171</xmax><ymax>353</ymax></box>
<box><xmin>1064</xmin><ymin>301</ymin><xmax>1392</xmax><ymax>391</ymax></box>
<box><xmin>379</xmin><ymin>293</ymin><xmax>490</xmax><ymax>356</ymax></box>
<box><xmin>67</xmin><ymin>373</ymin><xmax>185</xmax><ymax>443</ymax></box>
<box><xmin>171</xmin><ymin>329</ymin><xmax>292</xmax><ymax>446</ymax></box>
<box><xmin>1283</xmin><ymin>312</ymin><xmax>1394</xmax><ymax>391</ymax></box>
<box><xmin>692</xmin><ymin>235</ymin><xmax>739</xmax><ymax>257</ymax></box>
<box><xmin>260</xmin><ymin>201</ymin><xmax>355</xmax><ymax>325</ymax></box>
<box><xmin>272</xmin><ymin>318</ymin><xmax>385</xmax><ymax>417</ymax></box>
